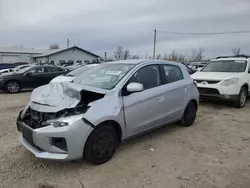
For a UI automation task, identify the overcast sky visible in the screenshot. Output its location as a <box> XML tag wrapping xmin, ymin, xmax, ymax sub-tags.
<box><xmin>1</xmin><ymin>0</ymin><xmax>250</xmax><ymax>58</ymax></box>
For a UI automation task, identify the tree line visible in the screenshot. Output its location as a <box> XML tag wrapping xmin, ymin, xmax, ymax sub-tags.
<box><xmin>111</xmin><ymin>46</ymin><xmax>244</xmax><ymax>62</ymax></box>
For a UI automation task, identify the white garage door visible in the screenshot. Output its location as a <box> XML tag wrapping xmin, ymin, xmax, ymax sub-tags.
<box><xmin>1</xmin><ymin>55</ymin><xmax>20</xmax><ymax>63</ymax></box>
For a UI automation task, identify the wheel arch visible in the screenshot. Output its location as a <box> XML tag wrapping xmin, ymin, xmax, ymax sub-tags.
<box><xmin>187</xmin><ymin>99</ymin><xmax>198</xmax><ymax>111</ymax></box>
<box><xmin>96</xmin><ymin>120</ymin><xmax>122</xmax><ymax>142</ymax></box>
<box><xmin>242</xmin><ymin>83</ymin><xmax>249</xmax><ymax>94</ymax></box>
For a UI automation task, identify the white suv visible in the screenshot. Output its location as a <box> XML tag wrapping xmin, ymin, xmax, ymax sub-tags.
<box><xmin>191</xmin><ymin>55</ymin><xmax>250</xmax><ymax>108</ymax></box>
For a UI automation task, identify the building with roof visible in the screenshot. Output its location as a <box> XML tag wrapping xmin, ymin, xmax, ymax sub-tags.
<box><xmin>0</xmin><ymin>46</ymin><xmax>100</xmax><ymax>65</ymax></box>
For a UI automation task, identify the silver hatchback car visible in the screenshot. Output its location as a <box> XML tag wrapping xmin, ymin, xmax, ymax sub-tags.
<box><xmin>17</xmin><ymin>60</ymin><xmax>199</xmax><ymax>164</ymax></box>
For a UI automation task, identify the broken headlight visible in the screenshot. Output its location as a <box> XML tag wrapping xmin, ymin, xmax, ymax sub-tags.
<box><xmin>42</xmin><ymin>121</ymin><xmax>69</xmax><ymax>128</ymax></box>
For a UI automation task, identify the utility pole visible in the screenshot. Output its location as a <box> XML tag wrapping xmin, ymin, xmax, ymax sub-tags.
<box><xmin>104</xmin><ymin>52</ymin><xmax>107</xmax><ymax>62</ymax></box>
<box><xmin>67</xmin><ymin>38</ymin><xmax>69</xmax><ymax>48</ymax></box>
<box><xmin>153</xmin><ymin>29</ymin><xmax>156</xmax><ymax>59</ymax></box>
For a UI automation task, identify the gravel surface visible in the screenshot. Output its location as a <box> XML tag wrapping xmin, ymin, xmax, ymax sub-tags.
<box><xmin>1</xmin><ymin>91</ymin><xmax>250</xmax><ymax>188</ymax></box>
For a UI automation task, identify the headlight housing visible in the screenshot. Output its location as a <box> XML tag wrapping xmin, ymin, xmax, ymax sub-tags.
<box><xmin>221</xmin><ymin>78</ymin><xmax>239</xmax><ymax>86</ymax></box>
<box><xmin>42</xmin><ymin>121</ymin><xmax>69</xmax><ymax>128</ymax></box>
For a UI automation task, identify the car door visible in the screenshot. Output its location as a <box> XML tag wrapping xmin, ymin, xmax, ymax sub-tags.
<box><xmin>122</xmin><ymin>64</ymin><xmax>167</xmax><ymax>137</ymax></box>
<box><xmin>22</xmin><ymin>66</ymin><xmax>48</xmax><ymax>88</ymax></box>
<box><xmin>160</xmin><ymin>64</ymin><xmax>188</xmax><ymax>122</ymax></box>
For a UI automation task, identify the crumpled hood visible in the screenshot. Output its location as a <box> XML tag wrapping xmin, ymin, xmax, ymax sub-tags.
<box><xmin>30</xmin><ymin>82</ymin><xmax>106</xmax><ymax>112</ymax></box>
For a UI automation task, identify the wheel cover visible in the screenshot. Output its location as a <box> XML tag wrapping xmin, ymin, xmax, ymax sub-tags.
<box><xmin>93</xmin><ymin>132</ymin><xmax>115</xmax><ymax>159</ymax></box>
<box><xmin>240</xmin><ymin>91</ymin><xmax>246</xmax><ymax>106</ymax></box>
<box><xmin>8</xmin><ymin>82</ymin><xmax>19</xmax><ymax>93</ymax></box>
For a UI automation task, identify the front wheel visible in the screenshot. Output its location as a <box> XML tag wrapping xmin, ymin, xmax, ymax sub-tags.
<box><xmin>234</xmin><ymin>87</ymin><xmax>247</xmax><ymax>108</ymax></box>
<box><xmin>181</xmin><ymin>101</ymin><xmax>197</xmax><ymax>127</ymax></box>
<box><xmin>84</xmin><ymin>125</ymin><xmax>117</xmax><ymax>165</ymax></box>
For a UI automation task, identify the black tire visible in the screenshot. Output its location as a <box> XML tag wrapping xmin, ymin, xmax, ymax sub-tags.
<box><xmin>234</xmin><ymin>87</ymin><xmax>247</xmax><ymax>108</ymax></box>
<box><xmin>181</xmin><ymin>101</ymin><xmax>197</xmax><ymax>127</ymax></box>
<box><xmin>84</xmin><ymin>125</ymin><xmax>117</xmax><ymax>165</ymax></box>
<box><xmin>5</xmin><ymin>80</ymin><xmax>21</xmax><ymax>93</ymax></box>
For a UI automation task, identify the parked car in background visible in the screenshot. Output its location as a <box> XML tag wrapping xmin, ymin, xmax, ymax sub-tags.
<box><xmin>17</xmin><ymin>60</ymin><xmax>199</xmax><ymax>164</ymax></box>
<box><xmin>0</xmin><ymin>65</ymin><xmax>68</xmax><ymax>93</ymax></box>
<box><xmin>13</xmin><ymin>62</ymin><xmax>29</xmax><ymax>66</ymax></box>
<box><xmin>0</xmin><ymin>62</ymin><xmax>29</xmax><ymax>70</ymax></box>
<box><xmin>0</xmin><ymin>68</ymin><xmax>11</xmax><ymax>75</ymax></box>
<box><xmin>179</xmin><ymin>62</ymin><xmax>196</xmax><ymax>75</ymax></box>
<box><xmin>0</xmin><ymin>63</ymin><xmax>16</xmax><ymax>70</ymax></box>
<box><xmin>50</xmin><ymin>64</ymin><xmax>99</xmax><ymax>83</ymax></box>
<box><xmin>192</xmin><ymin>55</ymin><xmax>250</xmax><ymax>108</ymax></box>
<box><xmin>10</xmin><ymin>64</ymin><xmax>33</xmax><ymax>73</ymax></box>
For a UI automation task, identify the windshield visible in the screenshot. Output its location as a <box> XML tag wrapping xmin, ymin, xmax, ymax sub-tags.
<box><xmin>67</xmin><ymin>65</ymin><xmax>96</xmax><ymax>76</ymax></box>
<box><xmin>202</xmin><ymin>60</ymin><xmax>247</xmax><ymax>72</ymax></box>
<box><xmin>74</xmin><ymin>63</ymin><xmax>135</xmax><ymax>90</ymax></box>
<box><xmin>14</xmin><ymin>65</ymin><xmax>31</xmax><ymax>72</ymax></box>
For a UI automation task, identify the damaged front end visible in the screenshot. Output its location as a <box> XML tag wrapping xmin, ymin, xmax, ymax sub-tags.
<box><xmin>18</xmin><ymin>83</ymin><xmax>106</xmax><ymax>129</ymax></box>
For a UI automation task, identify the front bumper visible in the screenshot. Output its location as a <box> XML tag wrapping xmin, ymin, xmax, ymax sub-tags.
<box><xmin>197</xmin><ymin>83</ymin><xmax>240</xmax><ymax>101</ymax></box>
<box><xmin>199</xmin><ymin>93</ymin><xmax>238</xmax><ymax>101</ymax></box>
<box><xmin>17</xmin><ymin>115</ymin><xmax>94</xmax><ymax>161</ymax></box>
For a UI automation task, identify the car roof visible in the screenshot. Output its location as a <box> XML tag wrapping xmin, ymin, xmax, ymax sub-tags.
<box><xmin>212</xmin><ymin>58</ymin><xmax>249</xmax><ymax>61</ymax></box>
<box><xmin>105</xmin><ymin>59</ymin><xmax>182</xmax><ymax>66</ymax></box>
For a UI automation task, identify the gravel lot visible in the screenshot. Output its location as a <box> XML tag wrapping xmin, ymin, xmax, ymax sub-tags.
<box><xmin>1</xmin><ymin>91</ymin><xmax>250</xmax><ymax>188</ymax></box>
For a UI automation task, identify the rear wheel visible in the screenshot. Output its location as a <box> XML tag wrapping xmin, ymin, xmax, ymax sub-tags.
<box><xmin>84</xmin><ymin>125</ymin><xmax>117</xmax><ymax>165</ymax></box>
<box><xmin>181</xmin><ymin>101</ymin><xmax>197</xmax><ymax>127</ymax></box>
<box><xmin>234</xmin><ymin>87</ymin><xmax>247</xmax><ymax>108</ymax></box>
<box><xmin>5</xmin><ymin>81</ymin><xmax>21</xmax><ymax>93</ymax></box>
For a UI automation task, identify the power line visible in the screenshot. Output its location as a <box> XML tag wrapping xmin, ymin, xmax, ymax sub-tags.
<box><xmin>157</xmin><ymin>30</ymin><xmax>250</xmax><ymax>35</ymax></box>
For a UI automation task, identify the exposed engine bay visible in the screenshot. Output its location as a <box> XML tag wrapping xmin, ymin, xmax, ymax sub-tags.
<box><xmin>21</xmin><ymin>90</ymin><xmax>105</xmax><ymax>129</ymax></box>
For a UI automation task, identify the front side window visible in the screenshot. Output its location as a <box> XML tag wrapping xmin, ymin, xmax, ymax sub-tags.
<box><xmin>29</xmin><ymin>67</ymin><xmax>46</xmax><ymax>73</ymax></box>
<box><xmin>128</xmin><ymin>65</ymin><xmax>161</xmax><ymax>90</ymax></box>
<box><xmin>74</xmin><ymin>63</ymin><xmax>135</xmax><ymax>90</ymax></box>
<box><xmin>163</xmin><ymin>65</ymin><xmax>183</xmax><ymax>83</ymax></box>
<box><xmin>202</xmin><ymin>60</ymin><xmax>247</xmax><ymax>73</ymax></box>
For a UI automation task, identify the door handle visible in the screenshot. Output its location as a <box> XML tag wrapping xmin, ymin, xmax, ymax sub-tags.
<box><xmin>157</xmin><ymin>96</ymin><xmax>165</xmax><ymax>101</ymax></box>
<box><xmin>182</xmin><ymin>88</ymin><xmax>187</xmax><ymax>92</ymax></box>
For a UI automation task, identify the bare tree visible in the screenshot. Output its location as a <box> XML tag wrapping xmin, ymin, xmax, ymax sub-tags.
<box><xmin>190</xmin><ymin>48</ymin><xmax>204</xmax><ymax>61</ymax></box>
<box><xmin>163</xmin><ymin>50</ymin><xmax>186</xmax><ymax>62</ymax></box>
<box><xmin>232</xmin><ymin>48</ymin><xmax>241</xmax><ymax>56</ymax></box>
<box><xmin>113</xmin><ymin>46</ymin><xmax>130</xmax><ymax>60</ymax></box>
<box><xmin>49</xmin><ymin>44</ymin><xmax>60</xmax><ymax>50</ymax></box>
<box><xmin>130</xmin><ymin>54</ymin><xmax>140</xmax><ymax>59</ymax></box>
<box><xmin>113</xmin><ymin>46</ymin><xmax>124</xmax><ymax>60</ymax></box>
<box><xmin>124</xmin><ymin>49</ymin><xmax>130</xmax><ymax>60</ymax></box>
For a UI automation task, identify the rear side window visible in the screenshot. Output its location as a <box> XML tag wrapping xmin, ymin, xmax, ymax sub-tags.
<box><xmin>46</xmin><ymin>67</ymin><xmax>65</xmax><ymax>72</ymax></box>
<box><xmin>162</xmin><ymin>65</ymin><xmax>183</xmax><ymax>83</ymax></box>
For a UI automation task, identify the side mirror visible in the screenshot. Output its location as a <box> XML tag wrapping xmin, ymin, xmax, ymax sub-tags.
<box><xmin>26</xmin><ymin>72</ymin><xmax>33</xmax><ymax>76</ymax></box>
<box><xmin>127</xmin><ymin>83</ymin><xmax>143</xmax><ymax>93</ymax></box>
